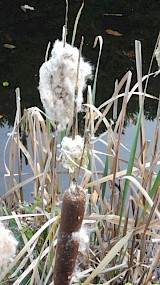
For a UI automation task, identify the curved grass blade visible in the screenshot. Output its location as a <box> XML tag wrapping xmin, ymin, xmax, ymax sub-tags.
<box><xmin>71</xmin><ymin>1</ymin><xmax>84</xmax><ymax>46</ymax></box>
<box><xmin>92</xmin><ymin>36</ymin><xmax>103</xmax><ymax>104</ymax></box>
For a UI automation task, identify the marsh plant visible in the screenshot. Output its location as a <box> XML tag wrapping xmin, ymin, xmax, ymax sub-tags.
<box><xmin>0</xmin><ymin>3</ymin><xmax>160</xmax><ymax>285</ymax></box>
<box><xmin>0</xmin><ymin>222</ymin><xmax>18</xmax><ymax>271</ymax></box>
<box><xmin>39</xmin><ymin>39</ymin><xmax>92</xmax><ymax>131</ymax></box>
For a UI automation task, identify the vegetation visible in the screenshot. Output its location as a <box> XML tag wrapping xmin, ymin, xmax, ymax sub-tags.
<box><xmin>0</xmin><ymin>3</ymin><xmax>159</xmax><ymax>285</ymax></box>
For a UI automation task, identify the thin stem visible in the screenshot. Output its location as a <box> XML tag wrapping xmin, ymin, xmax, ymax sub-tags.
<box><xmin>72</xmin><ymin>36</ymin><xmax>84</xmax><ymax>140</ymax></box>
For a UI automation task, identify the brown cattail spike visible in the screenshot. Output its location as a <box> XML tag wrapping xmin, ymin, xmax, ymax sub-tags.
<box><xmin>54</xmin><ymin>183</ymin><xmax>86</xmax><ymax>285</ymax></box>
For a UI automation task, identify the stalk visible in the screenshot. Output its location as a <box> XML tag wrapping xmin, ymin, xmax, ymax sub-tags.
<box><xmin>54</xmin><ymin>181</ymin><xmax>86</xmax><ymax>285</ymax></box>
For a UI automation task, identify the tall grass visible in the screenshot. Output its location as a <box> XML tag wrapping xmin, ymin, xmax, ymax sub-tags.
<box><xmin>0</xmin><ymin>5</ymin><xmax>160</xmax><ymax>285</ymax></box>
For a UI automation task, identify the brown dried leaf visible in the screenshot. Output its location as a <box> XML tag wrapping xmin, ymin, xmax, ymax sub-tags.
<box><xmin>123</xmin><ymin>50</ymin><xmax>135</xmax><ymax>58</ymax></box>
<box><xmin>106</xmin><ymin>29</ymin><xmax>122</xmax><ymax>37</ymax></box>
<box><xmin>84</xmin><ymin>111</ymin><xmax>99</xmax><ymax>120</ymax></box>
<box><xmin>91</xmin><ymin>190</ymin><xmax>99</xmax><ymax>203</ymax></box>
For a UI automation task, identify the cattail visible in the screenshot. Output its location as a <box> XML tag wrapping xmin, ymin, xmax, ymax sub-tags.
<box><xmin>39</xmin><ymin>40</ymin><xmax>92</xmax><ymax>131</ymax></box>
<box><xmin>0</xmin><ymin>222</ymin><xmax>18</xmax><ymax>271</ymax></box>
<box><xmin>54</xmin><ymin>182</ymin><xmax>86</xmax><ymax>285</ymax></box>
<box><xmin>60</xmin><ymin>135</ymin><xmax>89</xmax><ymax>172</ymax></box>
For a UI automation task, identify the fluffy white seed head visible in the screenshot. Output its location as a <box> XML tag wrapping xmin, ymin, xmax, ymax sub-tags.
<box><xmin>0</xmin><ymin>222</ymin><xmax>18</xmax><ymax>271</ymax></box>
<box><xmin>60</xmin><ymin>135</ymin><xmax>88</xmax><ymax>172</ymax></box>
<box><xmin>72</xmin><ymin>226</ymin><xmax>90</xmax><ymax>253</ymax></box>
<box><xmin>39</xmin><ymin>40</ymin><xmax>92</xmax><ymax>131</ymax></box>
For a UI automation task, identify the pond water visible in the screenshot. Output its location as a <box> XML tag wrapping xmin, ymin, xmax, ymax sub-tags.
<box><xmin>0</xmin><ymin>0</ymin><xmax>159</xmax><ymax>192</ymax></box>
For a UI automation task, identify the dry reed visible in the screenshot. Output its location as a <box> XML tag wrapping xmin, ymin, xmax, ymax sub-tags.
<box><xmin>0</xmin><ymin>5</ymin><xmax>160</xmax><ymax>285</ymax></box>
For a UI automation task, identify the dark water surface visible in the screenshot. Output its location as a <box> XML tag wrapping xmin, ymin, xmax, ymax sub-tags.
<box><xmin>0</xmin><ymin>0</ymin><xmax>159</xmax><ymax>125</ymax></box>
<box><xmin>0</xmin><ymin>1</ymin><xmax>159</xmax><ymax>191</ymax></box>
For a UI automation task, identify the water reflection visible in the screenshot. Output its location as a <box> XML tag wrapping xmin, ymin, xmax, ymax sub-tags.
<box><xmin>0</xmin><ymin>0</ymin><xmax>159</xmax><ymax>128</ymax></box>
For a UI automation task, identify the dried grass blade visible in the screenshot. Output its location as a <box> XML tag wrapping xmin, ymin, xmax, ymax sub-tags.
<box><xmin>86</xmin><ymin>166</ymin><xmax>138</xmax><ymax>188</ymax></box>
<box><xmin>111</xmin><ymin>71</ymin><xmax>132</xmax><ymax>210</ymax></box>
<box><xmin>8</xmin><ymin>137</ymin><xmax>16</xmax><ymax>206</ymax></box>
<box><xmin>29</xmin><ymin>226</ymin><xmax>56</xmax><ymax>285</ymax></box>
<box><xmin>63</xmin><ymin>0</ymin><xmax>68</xmax><ymax>47</ymax></box>
<box><xmin>152</xmin><ymin>96</ymin><xmax>160</xmax><ymax>158</ymax></box>
<box><xmin>118</xmin><ymin>99</ymin><xmax>144</xmax><ymax>234</ymax></box>
<box><xmin>102</xmin><ymin>268</ymin><xmax>129</xmax><ymax>285</ymax></box>
<box><xmin>144</xmin><ymin>245</ymin><xmax>160</xmax><ymax>284</ymax></box>
<box><xmin>135</xmin><ymin>40</ymin><xmax>145</xmax><ymax>165</ymax></box>
<box><xmin>9</xmin><ymin>240</ymin><xmax>38</xmax><ymax>280</ymax></box>
<box><xmin>1</xmin><ymin>173</ymin><xmax>43</xmax><ymax>199</ymax></box>
<box><xmin>113</xmin><ymin>79</ymin><xmax>118</xmax><ymax>120</ymax></box>
<box><xmin>142</xmin><ymin>152</ymin><xmax>160</xmax><ymax>192</ymax></box>
<box><xmin>83</xmin><ymin>230</ymin><xmax>133</xmax><ymax>285</ymax></box>
<box><xmin>101</xmin><ymin>155</ymin><xmax>109</xmax><ymax>200</ymax></box>
<box><xmin>45</xmin><ymin>41</ymin><xmax>51</xmax><ymax>62</ymax></box>
<box><xmin>140</xmin><ymin>191</ymin><xmax>159</xmax><ymax>263</ymax></box>
<box><xmin>15</xmin><ymin>88</ymin><xmax>23</xmax><ymax>201</ymax></box>
<box><xmin>92</xmin><ymin>36</ymin><xmax>103</xmax><ymax>104</ymax></box>
<box><xmin>17</xmin><ymin>138</ymin><xmax>34</xmax><ymax>170</ymax></box>
<box><xmin>35</xmin><ymin>114</ymin><xmax>45</xmax><ymax>168</ymax></box>
<box><xmin>123</xmin><ymin>175</ymin><xmax>160</xmax><ymax>219</ymax></box>
<box><xmin>12</xmin><ymin>247</ymin><xmax>50</xmax><ymax>285</ymax></box>
<box><xmin>142</xmin><ymin>170</ymin><xmax>160</xmax><ymax>216</ymax></box>
<box><xmin>84</xmin><ymin>103</ymin><xmax>114</xmax><ymax>140</ymax></box>
<box><xmin>71</xmin><ymin>1</ymin><xmax>84</xmax><ymax>46</ymax></box>
<box><xmin>0</xmin><ymin>213</ymin><xmax>44</xmax><ymax>222</ymax></box>
<box><xmin>50</xmin><ymin>137</ymin><xmax>57</xmax><ymax>216</ymax></box>
<box><xmin>11</xmin><ymin>211</ymin><xmax>40</xmax><ymax>284</ymax></box>
<box><xmin>0</xmin><ymin>216</ymin><xmax>58</xmax><ymax>281</ymax></box>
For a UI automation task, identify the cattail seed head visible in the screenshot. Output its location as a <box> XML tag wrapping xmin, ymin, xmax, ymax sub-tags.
<box><xmin>0</xmin><ymin>222</ymin><xmax>18</xmax><ymax>271</ymax></box>
<box><xmin>61</xmin><ymin>135</ymin><xmax>89</xmax><ymax>172</ymax></box>
<box><xmin>39</xmin><ymin>40</ymin><xmax>92</xmax><ymax>131</ymax></box>
<box><xmin>54</xmin><ymin>185</ymin><xmax>86</xmax><ymax>285</ymax></box>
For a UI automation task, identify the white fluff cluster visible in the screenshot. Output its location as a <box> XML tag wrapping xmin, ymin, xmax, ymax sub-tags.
<box><xmin>155</xmin><ymin>40</ymin><xmax>160</xmax><ymax>68</ymax></box>
<box><xmin>61</xmin><ymin>135</ymin><xmax>88</xmax><ymax>172</ymax></box>
<box><xmin>0</xmin><ymin>222</ymin><xmax>18</xmax><ymax>271</ymax></box>
<box><xmin>72</xmin><ymin>226</ymin><xmax>90</xmax><ymax>253</ymax></box>
<box><xmin>39</xmin><ymin>40</ymin><xmax>92</xmax><ymax>130</ymax></box>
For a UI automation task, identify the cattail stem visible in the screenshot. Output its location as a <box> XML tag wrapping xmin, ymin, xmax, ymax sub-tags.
<box><xmin>54</xmin><ymin>182</ymin><xmax>86</xmax><ymax>285</ymax></box>
<box><xmin>72</xmin><ymin>36</ymin><xmax>84</xmax><ymax>140</ymax></box>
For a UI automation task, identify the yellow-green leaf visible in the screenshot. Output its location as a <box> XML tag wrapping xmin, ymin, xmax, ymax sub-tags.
<box><xmin>2</xmin><ymin>81</ymin><xmax>9</xmax><ymax>87</ymax></box>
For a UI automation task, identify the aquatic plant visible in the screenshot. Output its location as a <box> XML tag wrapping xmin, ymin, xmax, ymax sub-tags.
<box><xmin>60</xmin><ymin>135</ymin><xmax>89</xmax><ymax>172</ymax></box>
<box><xmin>54</xmin><ymin>182</ymin><xmax>86</xmax><ymax>285</ymax></box>
<box><xmin>0</xmin><ymin>222</ymin><xmax>18</xmax><ymax>271</ymax></box>
<box><xmin>39</xmin><ymin>39</ymin><xmax>92</xmax><ymax>131</ymax></box>
<box><xmin>0</xmin><ymin>3</ymin><xmax>160</xmax><ymax>285</ymax></box>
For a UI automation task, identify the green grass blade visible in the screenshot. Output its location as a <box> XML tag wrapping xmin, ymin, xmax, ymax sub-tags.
<box><xmin>118</xmin><ymin>98</ymin><xmax>144</xmax><ymax>234</ymax></box>
<box><xmin>71</xmin><ymin>1</ymin><xmax>84</xmax><ymax>47</ymax></box>
<box><xmin>60</xmin><ymin>129</ymin><xmax>66</xmax><ymax>141</ymax></box>
<box><xmin>46</xmin><ymin>118</ymin><xmax>51</xmax><ymax>138</ymax></box>
<box><xmin>142</xmin><ymin>170</ymin><xmax>160</xmax><ymax>217</ymax></box>
<box><xmin>147</xmin><ymin>170</ymin><xmax>160</xmax><ymax>200</ymax></box>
